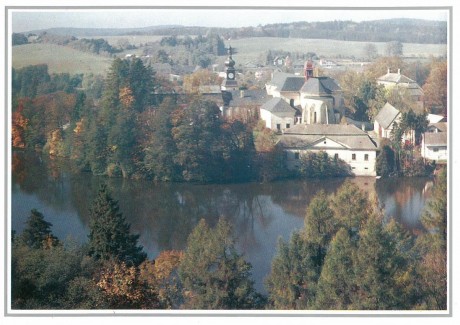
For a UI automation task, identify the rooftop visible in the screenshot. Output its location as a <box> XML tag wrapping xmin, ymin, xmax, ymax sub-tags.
<box><xmin>300</xmin><ymin>77</ymin><xmax>341</xmax><ymax>95</ymax></box>
<box><xmin>260</xmin><ymin>97</ymin><xmax>297</xmax><ymax>114</ymax></box>
<box><xmin>424</xmin><ymin>132</ymin><xmax>447</xmax><ymax>146</ymax></box>
<box><xmin>268</xmin><ymin>72</ymin><xmax>305</xmax><ymax>92</ymax></box>
<box><xmin>374</xmin><ymin>102</ymin><xmax>400</xmax><ymax>129</ymax></box>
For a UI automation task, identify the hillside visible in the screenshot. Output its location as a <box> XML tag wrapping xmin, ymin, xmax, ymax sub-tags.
<box><xmin>23</xmin><ymin>18</ymin><xmax>447</xmax><ymax>45</ymax></box>
<box><xmin>12</xmin><ymin>43</ymin><xmax>113</xmax><ymax>75</ymax></box>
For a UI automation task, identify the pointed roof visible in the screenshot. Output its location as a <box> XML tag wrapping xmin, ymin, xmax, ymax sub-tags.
<box><xmin>300</xmin><ymin>77</ymin><xmax>341</xmax><ymax>96</ymax></box>
<box><xmin>261</xmin><ymin>97</ymin><xmax>297</xmax><ymax>114</ymax></box>
<box><xmin>374</xmin><ymin>102</ymin><xmax>400</xmax><ymax>129</ymax></box>
<box><xmin>377</xmin><ymin>72</ymin><xmax>416</xmax><ymax>84</ymax></box>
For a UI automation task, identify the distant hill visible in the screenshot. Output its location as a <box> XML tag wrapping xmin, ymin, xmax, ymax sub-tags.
<box><xmin>22</xmin><ymin>18</ymin><xmax>446</xmax><ymax>44</ymax></box>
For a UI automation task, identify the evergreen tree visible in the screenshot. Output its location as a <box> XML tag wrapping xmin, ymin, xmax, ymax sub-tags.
<box><xmin>144</xmin><ymin>98</ymin><xmax>180</xmax><ymax>181</ymax></box>
<box><xmin>303</xmin><ymin>190</ymin><xmax>336</xmax><ymax>267</ymax></box>
<box><xmin>178</xmin><ymin>218</ymin><xmax>264</xmax><ymax>309</ymax></box>
<box><xmin>20</xmin><ymin>209</ymin><xmax>58</xmax><ymax>249</ymax></box>
<box><xmin>352</xmin><ymin>215</ymin><xmax>402</xmax><ymax>309</ymax></box>
<box><xmin>265</xmin><ymin>232</ymin><xmax>318</xmax><ymax>309</ymax></box>
<box><xmin>330</xmin><ymin>181</ymin><xmax>370</xmax><ymax>239</ymax></box>
<box><xmin>315</xmin><ymin>228</ymin><xmax>356</xmax><ymax>310</ymax></box>
<box><xmin>88</xmin><ymin>184</ymin><xmax>146</xmax><ymax>266</ymax></box>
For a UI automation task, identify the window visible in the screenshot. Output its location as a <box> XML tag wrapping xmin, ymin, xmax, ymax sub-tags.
<box><xmin>364</xmin><ymin>154</ymin><xmax>369</xmax><ymax>161</ymax></box>
<box><xmin>294</xmin><ymin>152</ymin><xmax>300</xmax><ymax>160</ymax></box>
<box><xmin>352</xmin><ymin>153</ymin><xmax>356</xmax><ymax>160</ymax></box>
<box><xmin>334</xmin><ymin>153</ymin><xmax>339</xmax><ymax>160</ymax></box>
<box><xmin>314</xmin><ymin>112</ymin><xmax>317</xmax><ymax>123</ymax></box>
<box><xmin>276</xmin><ymin>124</ymin><xmax>281</xmax><ymax>131</ymax></box>
<box><xmin>286</xmin><ymin>123</ymin><xmax>290</xmax><ymax>129</ymax></box>
<box><xmin>433</xmin><ymin>148</ymin><xmax>439</xmax><ymax>152</ymax></box>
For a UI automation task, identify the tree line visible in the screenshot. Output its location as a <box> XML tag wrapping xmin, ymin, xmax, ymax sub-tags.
<box><xmin>12</xmin><ymin>168</ymin><xmax>447</xmax><ymax>310</ymax></box>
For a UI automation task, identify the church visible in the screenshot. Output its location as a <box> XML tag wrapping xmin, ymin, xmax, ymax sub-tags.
<box><xmin>217</xmin><ymin>50</ymin><xmax>378</xmax><ymax>176</ymax></box>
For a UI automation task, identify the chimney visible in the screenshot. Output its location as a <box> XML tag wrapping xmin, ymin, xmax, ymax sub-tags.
<box><xmin>361</xmin><ymin>124</ymin><xmax>366</xmax><ymax>131</ymax></box>
<box><xmin>240</xmin><ymin>90</ymin><xmax>245</xmax><ymax>98</ymax></box>
<box><xmin>387</xmin><ymin>68</ymin><xmax>390</xmax><ymax>74</ymax></box>
<box><xmin>397</xmin><ymin>68</ymin><xmax>401</xmax><ymax>74</ymax></box>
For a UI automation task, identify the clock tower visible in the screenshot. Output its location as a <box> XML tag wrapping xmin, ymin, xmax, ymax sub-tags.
<box><xmin>221</xmin><ymin>46</ymin><xmax>238</xmax><ymax>91</ymax></box>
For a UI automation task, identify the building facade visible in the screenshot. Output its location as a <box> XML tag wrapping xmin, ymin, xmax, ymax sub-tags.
<box><xmin>279</xmin><ymin>124</ymin><xmax>378</xmax><ymax>176</ymax></box>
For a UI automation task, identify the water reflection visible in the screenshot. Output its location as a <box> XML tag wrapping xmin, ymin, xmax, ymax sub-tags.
<box><xmin>11</xmin><ymin>151</ymin><xmax>432</xmax><ymax>292</ymax></box>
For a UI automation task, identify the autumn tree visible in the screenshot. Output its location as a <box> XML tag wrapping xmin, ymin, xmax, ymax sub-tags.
<box><xmin>178</xmin><ymin>218</ymin><xmax>264</xmax><ymax>309</ymax></box>
<box><xmin>183</xmin><ymin>69</ymin><xmax>222</xmax><ymax>94</ymax></box>
<box><xmin>88</xmin><ymin>185</ymin><xmax>147</xmax><ymax>266</ymax></box>
<box><xmin>422</xmin><ymin>59</ymin><xmax>448</xmax><ymax>116</ymax></box>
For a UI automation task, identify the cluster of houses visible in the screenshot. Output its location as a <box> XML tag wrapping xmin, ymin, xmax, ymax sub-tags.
<box><xmin>194</xmin><ymin>49</ymin><xmax>447</xmax><ymax>177</ymax></box>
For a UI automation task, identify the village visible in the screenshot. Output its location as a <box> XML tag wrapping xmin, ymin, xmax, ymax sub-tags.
<box><xmin>154</xmin><ymin>46</ymin><xmax>447</xmax><ymax>177</ymax></box>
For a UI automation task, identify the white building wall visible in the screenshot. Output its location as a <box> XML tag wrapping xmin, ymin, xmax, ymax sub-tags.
<box><xmin>421</xmin><ymin>144</ymin><xmax>448</xmax><ymax>161</ymax></box>
<box><xmin>285</xmin><ymin>148</ymin><xmax>377</xmax><ymax>176</ymax></box>
<box><xmin>260</xmin><ymin>109</ymin><xmax>295</xmax><ymax>131</ymax></box>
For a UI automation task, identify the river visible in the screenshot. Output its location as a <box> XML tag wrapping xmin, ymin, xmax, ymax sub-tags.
<box><xmin>10</xmin><ymin>151</ymin><xmax>433</xmax><ymax>293</ymax></box>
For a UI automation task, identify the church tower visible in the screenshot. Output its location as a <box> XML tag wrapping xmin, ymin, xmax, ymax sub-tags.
<box><xmin>304</xmin><ymin>60</ymin><xmax>314</xmax><ymax>81</ymax></box>
<box><xmin>221</xmin><ymin>46</ymin><xmax>238</xmax><ymax>91</ymax></box>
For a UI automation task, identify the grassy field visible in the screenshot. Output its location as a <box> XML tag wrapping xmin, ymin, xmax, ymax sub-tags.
<box><xmin>12</xmin><ymin>37</ymin><xmax>447</xmax><ymax>76</ymax></box>
<box><xmin>12</xmin><ymin>43</ymin><xmax>113</xmax><ymax>75</ymax></box>
<box><xmin>228</xmin><ymin>37</ymin><xmax>447</xmax><ymax>65</ymax></box>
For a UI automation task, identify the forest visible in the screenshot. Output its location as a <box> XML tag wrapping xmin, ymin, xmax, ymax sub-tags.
<box><xmin>11</xmin><ymin>169</ymin><xmax>447</xmax><ymax>310</ymax></box>
<box><xmin>20</xmin><ymin>18</ymin><xmax>447</xmax><ymax>44</ymax></box>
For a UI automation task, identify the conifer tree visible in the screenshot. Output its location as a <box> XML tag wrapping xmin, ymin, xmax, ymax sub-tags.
<box><xmin>21</xmin><ymin>209</ymin><xmax>59</xmax><ymax>249</ymax></box>
<box><xmin>303</xmin><ymin>190</ymin><xmax>336</xmax><ymax>267</ymax></box>
<box><xmin>265</xmin><ymin>231</ymin><xmax>318</xmax><ymax>309</ymax></box>
<box><xmin>178</xmin><ymin>218</ymin><xmax>264</xmax><ymax>309</ymax></box>
<box><xmin>315</xmin><ymin>228</ymin><xmax>356</xmax><ymax>310</ymax></box>
<box><xmin>352</xmin><ymin>215</ymin><xmax>401</xmax><ymax>309</ymax></box>
<box><xmin>88</xmin><ymin>184</ymin><xmax>146</xmax><ymax>266</ymax></box>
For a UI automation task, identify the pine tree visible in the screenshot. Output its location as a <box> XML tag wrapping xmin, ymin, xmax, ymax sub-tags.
<box><xmin>315</xmin><ymin>228</ymin><xmax>356</xmax><ymax>310</ymax></box>
<box><xmin>178</xmin><ymin>218</ymin><xmax>264</xmax><ymax>309</ymax></box>
<box><xmin>21</xmin><ymin>209</ymin><xmax>59</xmax><ymax>249</ymax></box>
<box><xmin>265</xmin><ymin>231</ymin><xmax>319</xmax><ymax>309</ymax></box>
<box><xmin>303</xmin><ymin>190</ymin><xmax>336</xmax><ymax>267</ymax></box>
<box><xmin>352</xmin><ymin>215</ymin><xmax>401</xmax><ymax>309</ymax></box>
<box><xmin>88</xmin><ymin>184</ymin><xmax>146</xmax><ymax>266</ymax></box>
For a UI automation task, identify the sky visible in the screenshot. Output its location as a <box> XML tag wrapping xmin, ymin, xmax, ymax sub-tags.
<box><xmin>11</xmin><ymin>8</ymin><xmax>449</xmax><ymax>33</ymax></box>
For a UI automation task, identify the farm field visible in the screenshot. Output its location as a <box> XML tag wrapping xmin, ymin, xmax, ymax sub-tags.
<box><xmin>228</xmin><ymin>37</ymin><xmax>447</xmax><ymax>65</ymax></box>
<box><xmin>12</xmin><ymin>43</ymin><xmax>113</xmax><ymax>75</ymax></box>
<box><xmin>83</xmin><ymin>35</ymin><xmax>165</xmax><ymax>47</ymax></box>
<box><xmin>12</xmin><ymin>37</ymin><xmax>447</xmax><ymax>76</ymax></box>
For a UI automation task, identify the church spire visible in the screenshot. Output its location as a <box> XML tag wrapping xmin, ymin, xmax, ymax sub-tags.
<box><xmin>221</xmin><ymin>45</ymin><xmax>238</xmax><ymax>91</ymax></box>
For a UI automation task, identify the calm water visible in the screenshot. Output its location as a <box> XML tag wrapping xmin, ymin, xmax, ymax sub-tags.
<box><xmin>10</xmin><ymin>151</ymin><xmax>433</xmax><ymax>293</ymax></box>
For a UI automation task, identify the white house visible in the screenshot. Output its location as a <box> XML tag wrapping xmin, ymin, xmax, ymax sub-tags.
<box><xmin>421</xmin><ymin>132</ymin><xmax>447</xmax><ymax>162</ymax></box>
<box><xmin>278</xmin><ymin>124</ymin><xmax>378</xmax><ymax>176</ymax></box>
<box><xmin>260</xmin><ymin>97</ymin><xmax>298</xmax><ymax>132</ymax></box>
<box><xmin>377</xmin><ymin>68</ymin><xmax>424</xmax><ymax>110</ymax></box>
<box><xmin>374</xmin><ymin>102</ymin><xmax>401</xmax><ymax>139</ymax></box>
<box><xmin>421</xmin><ymin>122</ymin><xmax>447</xmax><ymax>163</ymax></box>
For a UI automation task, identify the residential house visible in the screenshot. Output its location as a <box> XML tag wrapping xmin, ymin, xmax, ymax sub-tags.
<box><xmin>278</xmin><ymin>124</ymin><xmax>378</xmax><ymax>176</ymax></box>
<box><xmin>374</xmin><ymin>102</ymin><xmax>401</xmax><ymax>139</ymax></box>
<box><xmin>260</xmin><ymin>97</ymin><xmax>299</xmax><ymax>132</ymax></box>
<box><xmin>421</xmin><ymin>132</ymin><xmax>447</xmax><ymax>162</ymax></box>
<box><xmin>377</xmin><ymin>68</ymin><xmax>424</xmax><ymax>110</ymax></box>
